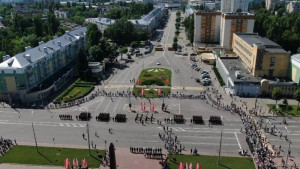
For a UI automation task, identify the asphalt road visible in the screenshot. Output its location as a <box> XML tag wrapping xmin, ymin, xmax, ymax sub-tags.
<box><xmin>0</xmin><ymin>11</ymin><xmax>260</xmax><ymax>157</ymax></box>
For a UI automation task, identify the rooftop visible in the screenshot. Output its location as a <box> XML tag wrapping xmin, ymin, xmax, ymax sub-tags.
<box><xmin>129</xmin><ymin>6</ymin><xmax>164</xmax><ymax>25</ymax></box>
<box><xmin>291</xmin><ymin>54</ymin><xmax>300</xmax><ymax>63</ymax></box>
<box><xmin>221</xmin><ymin>58</ymin><xmax>261</xmax><ymax>83</ymax></box>
<box><xmin>235</xmin><ymin>33</ymin><xmax>289</xmax><ymax>53</ymax></box>
<box><xmin>0</xmin><ymin>27</ymin><xmax>86</xmax><ymax>69</ymax></box>
<box><xmin>85</xmin><ymin>17</ymin><xmax>115</xmax><ymax>25</ymax></box>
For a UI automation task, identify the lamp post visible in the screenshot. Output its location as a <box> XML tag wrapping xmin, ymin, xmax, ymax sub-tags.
<box><xmin>128</xmin><ymin>87</ymin><xmax>132</xmax><ymax>110</ymax></box>
<box><xmin>286</xmin><ymin>141</ymin><xmax>291</xmax><ymax>169</ymax></box>
<box><xmin>31</xmin><ymin>111</ymin><xmax>39</xmax><ymax>152</ymax></box>
<box><xmin>86</xmin><ymin>109</ymin><xmax>91</xmax><ymax>155</ymax></box>
<box><xmin>39</xmin><ymin>84</ymin><xmax>44</xmax><ymax>108</ymax></box>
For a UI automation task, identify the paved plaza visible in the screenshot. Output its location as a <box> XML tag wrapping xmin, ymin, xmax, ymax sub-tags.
<box><xmin>0</xmin><ymin>11</ymin><xmax>300</xmax><ymax>169</ymax></box>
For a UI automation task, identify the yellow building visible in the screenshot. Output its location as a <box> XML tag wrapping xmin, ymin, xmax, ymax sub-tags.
<box><xmin>232</xmin><ymin>33</ymin><xmax>290</xmax><ymax>78</ymax></box>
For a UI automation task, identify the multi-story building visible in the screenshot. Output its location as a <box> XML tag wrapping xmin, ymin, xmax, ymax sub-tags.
<box><xmin>194</xmin><ymin>11</ymin><xmax>221</xmax><ymax>43</ymax></box>
<box><xmin>54</xmin><ymin>10</ymin><xmax>70</xmax><ymax>19</ymax></box>
<box><xmin>220</xmin><ymin>12</ymin><xmax>254</xmax><ymax>48</ymax></box>
<box><xmin>85</xmin><ymin>18</ymin><xmax>115</xmax><ymax>31</ymax></box>
<box><xmin>185</xmin><ymin>5</ymin><xmax>196</xmax><ymax>16</ymax></box>
<box><xmin>289</xmin><ymin>54</ymin><xmax>300</xmax><ymax>84</ymax></box>
<box><xmin>128</xmin><ymin>6</ymin><xmax>165</xmax><ymax>33</ymax></box>
<box><xmin>221</xmin><ymin>0</ymin><xmax>249</xmax><ymax>12</ymax></box>
<box><xmin>232</xmin><ymin>33</ymin><xmax>290</xmax><ymax>78</ymax></box>
<box><xmin>265</xmin><ymin>0</ymin><xmax>278</xmax><ymax>10</ymax></box>
<box><xmin>0</xmin><ymin>27</ymin><xmax>87</xmax><ymax>104</ymax></box>
<box><xmin>286</xmin><ymin>1</ymin><xmax>300</xmax><ymax>13</ymax></box>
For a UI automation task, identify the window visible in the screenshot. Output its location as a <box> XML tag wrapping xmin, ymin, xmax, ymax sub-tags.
<box><xmin>13</xmin><ymin>70</ymin><xmax>16</xmax><ymax>74</ymax></box>
<box><xmin>270</xmin><ymin>57</ymin><xmax>275</xmax><ymax>69</ymax></box>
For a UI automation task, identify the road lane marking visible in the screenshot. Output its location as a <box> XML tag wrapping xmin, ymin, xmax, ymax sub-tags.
<box><xmin>234</xmin><ymin>132</ymin><xmax>242</xmax><ymax>150</ymax></box>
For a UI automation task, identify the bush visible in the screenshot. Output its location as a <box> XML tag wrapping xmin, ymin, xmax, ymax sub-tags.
<box><xmin>213</xmin><ymin>68</ymin><xmax>225</xmax><ymax>86</ymax></box>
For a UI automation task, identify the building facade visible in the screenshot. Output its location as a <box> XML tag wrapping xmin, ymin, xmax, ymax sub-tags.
<box><xmin>129</xmin><ymin>6</ymin><xmax>165</xmax><ymax>33</ymax></box>
<box><xmin>0</xmin><ymin>27</ymin><xmax>87</xmax><ymax>104</ymax></box>
<box><xmin>194</xmin><ymin>11</ymin><xmax>221</xmax><ymax>43</ymax></box>
<box><xmin>289</xmin><ymin>54</ymin><xmax>300</xmax><ymax>84</ymax></box>
<box><xmin>232</xmin><ymin>33</ymin><xmax>290</xmax><ymax>78</ymax></box>
<box><xmin>220</xmin><ymin>12</ymin><xmax>254</xmax><ymax>48</ymax></box>
<box><xmin>221</xmin><ymin>0</ymin><xmax>249</xmax><ymax>12</ymax></box>
<box><xmin>265</xmin><ymin>0</ymin><xmax>278</xmax><ymax>10</ymax></box>
<box><xmin>85</xmin><ymin>18</ymin><xmax>115</xmax><ymax>31</ymax></box>
<box><xmin>286</xmin><ymin>1</ymin><xmax>300</xmax><ymax>13</ymax></box>
<box><xmin>54</xmin><ymin>10</ymin><xmax>70</xmax><ymax>19</ymax></box>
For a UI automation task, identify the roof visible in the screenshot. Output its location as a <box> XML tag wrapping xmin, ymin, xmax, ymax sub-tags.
<box><xmin>85</xmin><ymin>17</ymin><xmax>115</xmax><ymax>25</ymax></box>
<box><xmin>235</xmin><ymin>33</ymin><xmax>289</xmax><ymax>53</ymax></box>
<box><xmin>0</xmin><ymin>27</ymin><xmax>86</xmax><ymax>69</ymax></box>
<box><xmin>291</xmin><ymin>54</ymin><xmax>300</xmax><ymax>63</ymax></box>
<box><xmin>221</xmin><ymin>58</ymin><xmax>261</xmax><ymax>83</ymax></box>
<box><xmin>129</xmin><ymin>6</ymin><xmax>164</xmax><ymax>26</ymax></box>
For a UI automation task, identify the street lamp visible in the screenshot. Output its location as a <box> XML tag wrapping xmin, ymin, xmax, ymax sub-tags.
<box><xmin>39</xmin><ymin>84</ymin><xmax>44</xmax><ymax>108</ymax></box>
<box><xmin>31</xmin><ymin>111</ymin><xmax>39</xmax><ymax>152</ymax></box>
<box><xmin>128</xmin><ymin>87</ymin><xmax>132</xmax><ymax>110</ymax></box>
<box><xmin>86</xmin><ymin>109</ymin><xmax>91</xmax><ymax>155</ymax></box>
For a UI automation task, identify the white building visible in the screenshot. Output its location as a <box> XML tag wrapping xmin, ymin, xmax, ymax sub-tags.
<box><xmin>85</xmin><ymin>18</ymin><xmax>115</xmax><ymax>31</ymax></box>
<box><xmin>129</xmin><ymin>6</ymin><xmax>165</xmax><ymax>33</ymax></box>
<box><xmin>54</xmin><ymin>10</ymin><xmax>70</xmax><ymax>19</ymax></box>
<box><xmin>185</xmin><ymin>5</ymin><xmax>196</xmax><ymax>16</ymax></box>
<box><xmin>221</xmin><ymin>0</ymin><xmax>248</xmax><ymax>12</ymax></box>
<box><xmin>286</xmin><ymin>1</ymin><xmax>300</xmax><ymax>13</ymax></box>
<box><xmin>265</xmin><ymin>0</ymin><xmax>278</xmax><ymax>10</ymax></box>
<box><xmin>220</xmin><ymin>12</ymin><xmax>254</xmax><ymax>48</ymax></box>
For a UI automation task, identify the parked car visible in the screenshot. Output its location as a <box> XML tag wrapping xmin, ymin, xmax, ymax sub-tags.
<box><xmin>202</xmin><ymin>75</ymin><xmax>210</xmax><ymax>79</ymax></box>
<box><xmin>182</xmin><ymin>52</ymin><xmax>188</xmax><ymax>56</ymax></box>
<box><xmin>195</xmin><ymin>78</ymin><xmax>200</xmax><ymax>83</ymax></box>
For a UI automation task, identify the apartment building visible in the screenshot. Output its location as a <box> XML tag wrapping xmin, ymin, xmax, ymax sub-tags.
<box><xmin>194</xmin><ymin>11</ymin><xmax>221</xmax><ymax>43</ymax></box>
<box><xmin>220</xmin><ymin>12</ymin><xmax>254</xmax><ymax>48</ymax></box>
<box><xmin>221</xmin><ymin>0</ymin><xmax>249</xmax><ymax>12</ymax></box>
<box><xmin>85</xmin><ymin>18</ymin><xmax>115</xmax><ymax>31</ymax></box>
<box><xmin>286</xmin><ymin>1</ymin><xmax>300</xmax><ymax>13</ymax></box>
<box><xmin>232</xmin><ymin>33</ymin><xmax>290</xmax><ymax>78</ymax></box>
<box><xmin>128</xmin><ymin>6</ymin><xmax>165</xmax><ymax>33</ymax></box>
<box><xmin>0</xmin><ymin>27</ymin><xmax>87</xmax><ymax>104</ymax></box>
<box><xmin>54</xmin><ymin>10</ymin><xmax>70</xmax><ymax>19</ymax></box>
<box><xmin>265</xmin><ymin>0</ymin><xmax>278</xmax><ymax>10</ymax></box>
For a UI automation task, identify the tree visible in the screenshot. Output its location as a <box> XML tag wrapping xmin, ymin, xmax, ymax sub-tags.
<box><xmin>119</xmin><ymin>47</ymin><xmax>128</xmax><ymax>60</ymax></box>
<box><xmin>176</xmin><ymin>11</ymin><xmax>181</xmax><ymax>17</ymax></box>
<box><xmin>172</xmin><ymin>42</ymin><xmax>178</xmax><ymax>51</ymax></box>
<box><xmin>33</xmin><ymin>15</ymin><xmax>43</xmax><ymax>37</ymax></box>
<box><xmin>130</xmin><ymin>41</ymin><xmax>139</xmax><ymax>48</ymax></box>
<box><xmin>77</xmin><ymin>48</ymin><xmax>89</xmax><ymax>80</ymax></box>
<box><xmin>298</xmin><ymin>47</ymin><xmax>300</xmax><ymax>54</ymax></box>
<box><xmin>294</xmin><ymin>89</ymin><xmax>300</xmax><ymax>114</ymax></box>
<box><xmin>104</xmin><ymin>18</ymin><xmax>134</xmax><ymax>45</ymax></box>
<box><xmin>272</xmin><ymin>87</ymin><xmax>282</xmax><ymax>105</ymax></box>
<box><xmin>86</xmin><ymin>24</ymin><xmax>102</xmax><ymax>48</ymax></box>
<box><xmin>173</xmin><ymin>37</ymin><xmax>178</xmax><ymax>43</ymax></box>
<box><xmin>89</xmin><ymin>45</ymin><xmax>103</xmax><ymax>62</ymax></box>
<box><xmin>47</xmin><ymin>14</ymin><xmax>59</xmax><ymax>35</ymax></box>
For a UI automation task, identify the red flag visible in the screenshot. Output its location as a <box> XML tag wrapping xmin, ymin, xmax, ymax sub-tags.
<box><xmin>165</xmin><ymin>78</ymin><xmax>169</xmax><ymax>85</ymax></box>
<box><xmin>143</xmin><ymin>102</ymin><xmax>146</xmax><ymax>111</ymax></box>
<box><xmin>73</xmin><ymin>158</ymin><xmax>79</xmax><ymax>169</ymax></box>
<box><xmin>178</xmin><ymin>162</ymin><xmax>184</xmax><ymax>169</ymax></box>
<box><xmin>64</xmin><ymin>158</ymin><xmax>70</xmax><ymax>169</ymax></box>
<box><xmin>189</xmin><ymin>163</ymin><xmax>192</xmax><ymax>169</ymax></box>
<box><xmin>138</xmin><ymin>78</ymin><xmax>141</xmax><ymax>85</ymax></box>
<box><xmin>141</xmin><ymin>88</ymin><xmax>145</xmax><ymax>95</ymax></box>
<box><xmin>158</xmin><ymin>88</ymin><xmax>161</xmax><ymax>95</ymax></box>
<box><xmin>196</xmin><ymin>163</ymin><xmax>201</xmax><ymax>169</ymax></box>
<box><xmin>152</xmin><ymin>103</ymin><xmax>155</xmax><ymax>111</ymax></box>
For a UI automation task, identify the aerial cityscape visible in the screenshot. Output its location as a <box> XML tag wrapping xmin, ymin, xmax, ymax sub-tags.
<box><xmin>0</xmin><ymin>0</ymin><xmax>299</xmax><ymax>168</ymax></box>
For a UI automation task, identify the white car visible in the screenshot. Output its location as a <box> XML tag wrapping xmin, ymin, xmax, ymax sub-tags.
<box><xmin>156</xmin><ymin>62</ymin><xmax>161</xmax><ymax>65</ymax></box>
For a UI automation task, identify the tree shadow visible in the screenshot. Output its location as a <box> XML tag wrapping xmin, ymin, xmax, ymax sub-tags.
<box><xmin>90</xmin><ymin>154</ymin><xmax>102</xmax><ymax>162</ymax></box>
<box><xmin>218</xmin><ymin>163</ymin><xmax>232</xmax><ymax>169</ymax></box>
<box><xmin>38</xmin><ymin>151</ymin><xmax>52</xmax><ymax>163</ymax></box>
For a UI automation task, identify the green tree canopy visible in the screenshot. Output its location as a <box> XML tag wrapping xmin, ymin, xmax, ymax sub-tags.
<box><xmin>272</xmin><ymin>87</ymin><xmax>282</xmax><ymax>104</ymax></box>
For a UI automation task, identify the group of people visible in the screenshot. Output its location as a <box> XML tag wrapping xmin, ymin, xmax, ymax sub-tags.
<box><xmin>135</xmin><ymin>113</ymin><xmax>154</xmax><ymax>125</ymax></box>
<box><xmin>0</xmin><ymin>137</ymin><xmax>14</xmax><ymax>157</ymax></box>
<box><xmin>170</xmin><ymin>92</ymin><xmax>206</xmax><ymax>100</ymax></box>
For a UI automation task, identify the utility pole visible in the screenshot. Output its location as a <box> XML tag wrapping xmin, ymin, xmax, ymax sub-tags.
<box><xmin>218</xmin><ymin>129</ymin><xmax>223</xmax><ymax>165</ymax></box>
<box><xmin>286</xmin><ymin>141</ymin><xmax>291</xmax><ymax>169</ymax></box>
<box><xmin>86</xmin><ymin>109</ymin><xmax>91</xmax><ymax>155</ymax></box>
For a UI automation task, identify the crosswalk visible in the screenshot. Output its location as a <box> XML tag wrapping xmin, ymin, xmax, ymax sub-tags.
<box><xmin>0</xmin><ymin>120</ymin><xmax>86</xmax><ymax>128</ymax></box>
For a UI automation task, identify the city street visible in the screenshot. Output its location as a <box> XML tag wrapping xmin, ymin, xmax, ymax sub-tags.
<box><xmin>0</xmin><ymin>11</ymin><xmax>300</xmax><ymax>166</ymax></box>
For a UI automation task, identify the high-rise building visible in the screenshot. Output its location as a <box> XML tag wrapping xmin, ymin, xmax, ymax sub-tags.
<box><xmin>221</xmin><ymin>0</ymin><xmax>249</xmax><ymax>12</ymax></box>
<box><xmin>286</xmin><ymin>1</ymin><xmax>300</xmax><ymax>13</ymax></box>
<box><xmin>193</xmin><ymin>11</ymin><xmax>222</xmax><ymax>43</ymax></box>
<box><xmin>265</xmin><ymin>0</ymin><xmax>278</xmax><ymax>10</ymax></box>
<box><xmin>220</xmin><ymin>12</ymin><xmax>254</xmax><ymax>48</ymax></box>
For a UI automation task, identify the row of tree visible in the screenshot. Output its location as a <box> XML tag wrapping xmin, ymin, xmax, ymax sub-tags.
<box><xmin>172</xmin><ymin>11</ymin><xmax>181</xmax><ymax>50</ymax></box>
<box><xmin>183</xmin><ymin>14</ymin><xmax>194</xmax><ymax>44</ymax></box>
<box><xmin>254</xmin><ymin>9</ymin><xmax>300</xmax><ymax>54</ymax></box>
<box><xmin>103</xmin><ymin>2</ymin><xmax>153</xmax><ymax>20</ymax></box>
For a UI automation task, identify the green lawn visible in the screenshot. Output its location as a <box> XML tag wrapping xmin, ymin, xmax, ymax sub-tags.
<box><xmin>54</xmin><ymin>78</ymin><xmax>95</xmax><ymax>103</ymax></box>
<box><xmin>137</xmin><ymin>68</ymin><xmax>172</xmax><ymax>86</ymax></box>
<box><xmin>168</xmin><ymin>154</ymin><xmax>255</xmax><ymax>169</ymax></box>
<box><xmin>0</xmin><ymin>145</ymin><xmax>104</xmax><ymax>168</ymax></box>
<box><xmin>268</xmin><ymin>104</ymin><xmax>300</xmax><ymax>116</ymax></box>
<box><xmin>133</xmin><ymin>87</ymin><xmax>171</xmax><ymax>98</ymax></box>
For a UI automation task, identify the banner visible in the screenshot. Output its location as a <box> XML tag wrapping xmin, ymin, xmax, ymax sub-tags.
<box><xmin>196</xmin><ymin>163</ymin><xmax>201</xmax><ymax>169</ymax></box>
<box><xmin>73</xmin><ymin>158</ymin><xmax>79</xmax><ymax>169</ymax></box>
<box><xmin>166</xmin><ymin>78</ymin><xmax>169</xmax><ymax>85</ymax></box>
<box><xmin>138</xmin><ymin>78</ymin><xmax>141</xmax><ymax>85</ymax></box>
<box><xmin>150</xmin><ymin>103</ymin><xmax>155</xmax><ymax>111</ymax></box>
<box><xmin>141</xmin><ymin>88</ymin><xmax>145</xmax><ymax>95</ymax></box>
<box><xmin>158</xmin><ymin>88</ymin><xmax>162</xmax><ymax>95</ymax></box>
<box><xmin>81</xmin><ymin>158</ymin><xmax>88</xmax><ymax>168</ymax></box>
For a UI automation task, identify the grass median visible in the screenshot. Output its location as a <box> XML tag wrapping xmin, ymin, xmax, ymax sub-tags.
<box><xmin>168</xmin><ymin>154</ymin><xmax>255</xmax><ymax>169</ymax></box>
<box><xmin>268</xmin><ymin>104</ymin><xmax>300</xmax><ymax>116</ymax></box>
<box><xmin>137</xmin><ymin>68</ymin><xmax>172</xmax><ymax>86</ymax></box>
<box><xmin>0</xmin><ymin>145</ymin><xmax>104</xmax><ymax>168</ymax></box>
